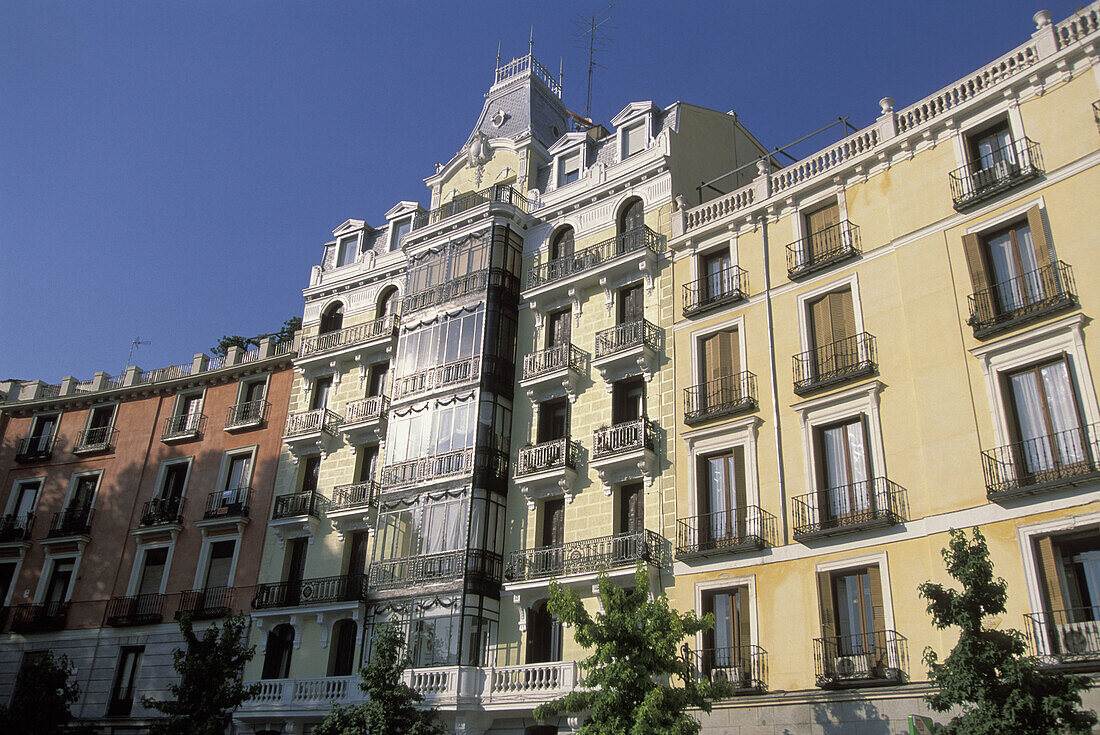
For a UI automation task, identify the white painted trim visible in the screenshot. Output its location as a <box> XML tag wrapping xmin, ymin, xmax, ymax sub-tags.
<box><xmin>213</xmin><ymin>445</ymin><xmax>258</xmax><ymax>496</ymax></box>
<box><xmin>792</xmin><ymin>193</ymin><xmax>842</xmax><ymax>244</ymax></box>
<box><xmin>692</xmin><ymin>573</ymin><xmax>759</xmax><ymax>652</ymax></box>
<box><xmin>963</xmin><ymin>195</ymin><xmax>1047</xmax><ymax>234</ymax></box>
<box><xmin>62</xmin><ymin>469</ymin><xmax>104</xmax><ymax>509</ymax></box>
<box><xmin>1016</xmin><ymin>510</ymin><xmax>1100</xmax><ymax>616</ymax></box>
<box><xmin>125</xmin><ymin>539</ymin><xmax>176</xmax><ymax>597</ymax></box>
<box><xmin>81</xmin><ymin>401</ymin><xmax>118</xmax><ymax>434</ymax></box>
<box><xmin>814</xmin><ymin>550</ymin><xmax>896</xmax><ymax>631</ymax></box>
<box><xmin>152</xmin><ymin>457</ymin><xmax>193</xmax><ymax>501</ymax></box>
<box><xmin>192</xmin><ymin>533</ymin><xmax>243</xmax><ymax>590</ymax></box>
<box><xmin>4</xmin><ymin>475</ymin><xmax>45</xmax><ymax>516</ymax></box>
<box><xmin>0</xmin><ymin>556</ymin><xmax>24</xmax><ymax>606</ymax></box>
<box><xmin>794</xmin><ymin>272</ymin><xmax>866</xmax><ymax>357</ymax></box>
<box><xmin>683</xmin><ymin>415</ymin><xmax>765</xmax><ymax>516</ymax></box>
<box><xmin>688</xmin><ymin>312</ymin><xmax>748</xmax><ymax>388</ymax></box>
<box><xmin>33</xmin><ymin>552</ymin><xmax>83</xmax><ymax>605</ymax></box>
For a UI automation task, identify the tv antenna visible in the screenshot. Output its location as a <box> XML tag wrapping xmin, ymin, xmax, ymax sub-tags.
<box><xmin>572</xmin><ymin>5</ymin><xmax>613</xmax><ymax>121</ymax></box>
<box><xmin>126</xmin><ymin>337</ymin><xmax>151</xmax><ymax>370</ymax></box>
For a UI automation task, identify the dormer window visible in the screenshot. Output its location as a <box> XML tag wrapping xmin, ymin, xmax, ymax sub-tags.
<box><xmin>622</xmin><ymin>121</ymin><xmax>647</xmax><ymax>159</ymax></box>
<box><xmin>390</xmin><ymin>218</ymin><xmax>411</xmax><ymax>251</ymax></box>
<box><xmin>559</xmin><ymin>151</ymin><xmax>581</xmax><ymax>186</ymax></box>
<box><xmin>336</xmin><ymin>235</ymin><xmax>359</xmax><ymax>267</ymax></box>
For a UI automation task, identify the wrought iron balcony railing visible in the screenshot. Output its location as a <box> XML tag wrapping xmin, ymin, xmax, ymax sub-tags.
<box><xmin>792</xmin><ymin>478</ymin><xmax>907</xmax><ymax>539</ymax></box>
<box><xmin>786</xmin><ymin>220</ymin><xmax>861</xmax><ymax>279</ymax></box>
<box><xmin>204</xmin><ymin>488</ymin><xmax>251</xmax><ymax>519</ymax></box>
<box><xmin>504</xmin><ymin>529</ymin><xmax>667</xmax><ymax>582</ymax></box>
<box><xmin>74</xmin><ymin>425</ymin><xmax>116</xmax><ymax>453</ymax></box>
<box><xmin>968</xmin><ymin>261</ymin><xmax>1077</xmax><ymax>337</ymax></box>
<box><xmin>368</xmin><ymin>549</ymin><xmax>502</xmax><ymax>591</ymax></box>
<box><xmin>402</xmin><ymin>268</ymin><xmax>519</xmax><ymax>315</ymax></box>
<box><xmin>345</xmin><ymin>395</ymin><xmax>388</xmax><ymax>424</ymax></box>
<box><xmin>1024</xmin><ymin>607</ymin><xmax>1100</xmax><ymax>664</ymax></box>
<box><xmin>0</xmin><ymin>513</ymin><xmax>34</xmax><ymax>542</ymax></box>
<box><xmin>139</xmin><ymin>496</ymin><xmax>184</xmax><ymax>526</ymax></box>
<box><xmin>981</xmin><ymin>422</ymin><xmax>1100</xmax><ymax>500</ymax></box>
<box><xmin>392</xmin><ymin>356</ymin><xmax>481</xmax><ymax>401</ymax></box>
<box><xmin>592</xmin><ymin>418</ymin><xmax>658</xmax><ymax>459</ymax></box>
<box><xmin>949</xmin><ymin>137</ymin><xmax>1043</xmax><ymax>210</ymax></box>
<box><xmin>683</xmin><ymin>264</ymin><xmax>748</xmax><ymax>316</ymax></box>
<box><xmin>299</xmin><ymin>315</ymin><xmax>399</xmax><ymax>358</ymax></box>
<box><xmin>252</xmin><ymin>574</ymin><xmax>367</xmax><ymax>610</ymax></box>
<box><xmin>272</xmin><ymin>491</ymin><xmax>323</xmax><ymax>520</ymax></box>
<box><xmin>10</xmin><ymin>601</ymin><xmax>69</xmax><ymax>633</ymax></box>
<box><xmin>526</xmin><ymin>226</ymin><xmax>662</xmax><ymax>290</ymax></box>
<box><xmin>594</xmin><ymin>319</ymin><xmax>661</xmax><ymax>359</ymax></box>
<box><xmin>105</xmin><ymin>593</ymin><xmax>164</xmax><ymax>626</ymax></box>
<box><xmin>225</xmin><ymin>400</ymin><xmax>269</xmax><ymax>429</ymax></box>
<box><xmin>162</xmin><ymin>412</ymin><xmax>206</xmax><ymax>441</ymax></box>
<box><xmin>381</xmin><ymin>447</ymin><xmax>474</xmax><ymax>489</ymax></box>
<box><xmin>176</xmin><ymin>586</ymin><xmax>234</xmax><ymax>620</ymax></box>
<box><xmin>284</xmin><ymin>408</ymin><xmax>342</xmax><ymax>437</ymax></box>
<box><xmin>676</xmin><ymin>506</ymin><xmax>776</xmax><ymax>559</ymax></box>
<box><xmin>792</xmin><ymin>332</ymin><xmax>877</xmax><ymax>395</ymax></box>
<box><xmin>49</xmin><ymin>505</ymin><xmax>94</xmax><ymax>537</ymax></box>
<box><xmin>683</xmin><ymin>371</ymin><xmax>758</xmax><ymax>425</ymax></box>
<box><xmin>814</xmin><ymin>630</ymin><xmax>907</xmax><ymax>688</ymax></box>
<box><xmin>14</xmin><ymin>434</ymin><xmax>54</xmax><ymax>463</ymax></box>
<box><xmin>694</xmin><ymin>644</ymin><xmax>767</xmax><ymax>693</ymax></box>
<box><xmin>516</xmin><ymin>437</ymin><xmax>579</xmax><ymax>477</ymax></box>
<box><xmin>411</xmin><ymin>184</ymin><xmax>529</xmax><ymax>229</ymax></box>
<box><xmin>522</xmin><ymin>342</ymin><xmax>585</xmax><ymax>381</ymax></box>
<box><xmin>330</xmin><ymin>481</ymin><xmax>379</xmax><ymax>511</ymax></box>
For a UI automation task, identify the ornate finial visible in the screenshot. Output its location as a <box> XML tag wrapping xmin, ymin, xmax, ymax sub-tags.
<box><xmin>559</xmin><ymin>57</ymin><xmax>563</xmax><ymax>87</ymax></box>
<box><xmin>529</xmin><ymin>26</ymin><xmax>534</xmax><ymax>55</ymax></box>
<box><xmin>496</xmin><ymin>41</ymin><xmax>501</xmax><ymax>69</ymax></box>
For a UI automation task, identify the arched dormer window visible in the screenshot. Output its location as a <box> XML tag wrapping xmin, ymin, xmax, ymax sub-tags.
<box><xmin>550</xmin><ymin>227</ymin><xmax>575</xmax><ymax>261</ymax></box>
<box><xmin>377</xmin><ymin>287</ymin><xmax>399</xmax><ymax>318</ymax></box>
<box><xmin>261</xmin><ymin>624</ymin><xmax>295</xmax><ymax>679</ymax></box>
<box><xmin>618</xmin><ymin>198</ymin><xmax>645</xmax><ymax>252</ymax></box>
<box><xmin>319</xmin><ymin>302</ymin><xmax>344</xmax><ymax>335</ymax></box>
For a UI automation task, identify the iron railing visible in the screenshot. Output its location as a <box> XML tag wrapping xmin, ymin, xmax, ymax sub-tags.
<box><xmin>272</xmin><ymin>492</ymin><xmax>323</xmax><ymax>520</ymax></box>
<box><xmin>49</xmin><ymin>505</ymin><xmax>94</xmax><ymax>537</ymax></box>
<box><xmin>284</xmin><ymin>408</ymin><xmax>342</xmax><ymax>437</ymax></box>
<box><xmin>526</xmin><ymin>226</ymin><xmax>662</xmax><ymax>289</ymax></box>
<box><xmin>516</xmin><ymin>437</ymin><xmax>580</xmax><ymax>477</ymax></box>
<box><xmin>683</xmin><ymin>264</ymin><xmax>748</xmax><ymax>316</ymax></box>
<box><xmin>792</xmin><ymin>478</ymin><xmax>907</xmax><ymax>539</ymax></box>
<box><xmin>330</xmin><ymin>481</ymin><xmax>379</xmax><ymax>511</ymax></box>
<box><xmin>204</xmin><ymin>488</ymin><xmax>252</xmax><ymax>519</ymax></box>
<box><xmin>411</xmin><ymin>184</ymin><xmax>529</xmax><ymax>229</ymax></box>
<box><xmin>0</xmin><ymin>512</ymin><xmax>34</xmax><ymax>542</ymax></box>
<box><xmin>105</xmin><ymin>593</ymin><xmax>165</xmax><ymax>626</ymax></box>
<box><xmin>368</xmin><ymin>549</ymin><xmax>502</xmax><ymax>590</ymax></box>
<box><xmin>402</xmin><ymin>268</ymin><xmax>519</xmax><ymax>315</ymax></box>
<box><xmin>252</xmin><ymin>574</ymin><xmax>367</xmax><ymax>609</ymax></box>
<box><xmin>792</xmin><ymin>332</ymin><xmax>877</xmax><ymax>395</ymax></box>
<box><xmin>981</xmin><ymin>422</ymin><xmax>1100</xmax><ymax>499</ymax></box>
<box><xmin>814</xmin><ymin>630</ymin><xmax>907</xmax><ymax>687</ymax></box>
<box><xmin>392</xmin><ymin>356</ymin><xmax>481</xmax><ymax>400</ymax></box>
<box><xmin>676</xmin><ymin>506</ymin><xmax>775</xmax><ymax>559</ymax></box>
<box><xmin>14</xmin><ymin>434</ymin><xmax>54</xmax><ymax>462</ymax></box>
<box><xmin>177</xmin><ymin>587</ymin><xmax>234</xmax><ymax>620</ymax></box>
<box><xmin>225</xmin><ymin>400</ymin><xmax>269</xmax><ymax>429</ymax></box>
<box><xmin>592</xmin><ymin>418</ymin><xmax>658</xmax><ymax>459</ymax></box>
<box><xmin>140</xmin><ymin>496</ymin><xmax>184</xmax><ymax>526</ymax></box>
<box><xmin>345</xmin><ymin>395</ymin><xmax>389</xmax><ymax>424</ymax></box>
<box><xmin>10</xmin><ymin>602</ymin><xmax>69</xmax><ymax>633</ymax></box>
<box><xmin>968</xmin><ymin>261</ymin><xmax>1077</xmax><ymax>336</ymax></box>
<box><xmin>594</xmin><ymin>319</ymin><xmax>661</xmax><ymax>359</ymax></box>
<box><xmin>381</xmin><ymin>447</ymin><xmax>474</xmax><ymax>489</ymax></box>
<box><xmin>299</xmin><ymin>315</ymin><xmax>400</xmax><ymax>358</ymax></box>
<box><xmin>949</xmin><ymin>137</ymin><xmax>1043</xmax><ymax>209</ymax></box>
<box><xmin>522</xmin><ymin>343</ymin><xmax>585</xmax><ymax>381</ymax></box>
<box><xmin>504</xmin><ymin>529</ymin><xmax>667</xmax><ymax>582</ymax></box>
<box><xmin>683</xmin><ymin>371</ymin><xmax>758</xmax><ymax>425</ymax></box>
<box><xmin>694</xmin><ymin>645</ymin><xmax>767</xmax><ymax>693</ymax></box>
<box><xmin>75</xmin><ymin>425</ymin><xmax>116</xmax><ymax>453</ymax></box>
<box><xmin>1024</xmin><ymin>607</ymin><xmax>1100</xmax><ymax>663</ymax></box>
<box><xmin>162</xmin><ymin>412</ymin><xmax>206</xmax><ymax>441</ymax></box>
<box><xmin>786</xmin><ymin>220</ymin><xmax>861</xmax><ymax>278</ymax></box>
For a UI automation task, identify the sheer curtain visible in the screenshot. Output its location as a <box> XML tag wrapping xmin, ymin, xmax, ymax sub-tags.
<box><xmin>1011</xmin><ymin>371</ymin><xmax>1051</xmax><ymax>473</ymax></box>
<box><xmin>1042</xmin><ymin>361</ymin><xmax>1084</xmax><ymax>465</ymax></box>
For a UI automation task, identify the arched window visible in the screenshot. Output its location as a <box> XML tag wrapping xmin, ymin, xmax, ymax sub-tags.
<box><xmin>319</xmin><ymin>302</ymin><xmax>344</xmax><ymax>335</ymax></box>
<box><xmin>261</xmin><ymin>624</ymin><xmax>295</xmax><ymax>679</ymax></box>
<box><xmin>618</xmin><ymin>198</ymin><xmax>645</xmax><ymax>254</ymax></box>
<box><xmin>550</xmin><ymin>227</ymin><xmax>575</xmax><ymax>261</ymax></box>
<box><xmin>329</xmin><ymin>619</ymin><xmax>358</xmax><ymax>676</ymax></box>
<box><xmin>377</xmin><ymin>287</ymin><xmax>398</xmax><ymax>318</ymax></box>
<box><xmin>526</xmin><ymin>599</ymin><xmax>562</xmax><ymax>664</ymax></box>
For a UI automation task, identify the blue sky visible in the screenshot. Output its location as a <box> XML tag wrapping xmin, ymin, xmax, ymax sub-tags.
<box><xmin>0</xmin><ymin>0</ymin><xmax>1082</xmax><ymax>383</ymax></box>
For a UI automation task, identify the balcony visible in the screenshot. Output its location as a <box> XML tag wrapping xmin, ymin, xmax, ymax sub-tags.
<box><xmin>283</xmin><ymin>408</ymin><xmax>342</xmax><ymax>460</ymax></box>
<box><xmin>814</xmin><ymin>630</ymin><xmax>907</xmax><ymax>688</ymax></box>
<box><xmin>177</xmin><ymin>586</ymin><xmax>235</xmax><ymax>620</ymax></box>
<box><xmin>327</xmin><ymin>481</ymin><xmax>379</xmax><ymax>537</ymax></box>
<box><xmin>504</xmin><ymin>529</ymin><xmax>669</xmax><ymax>585</ymax></box>
<box><xmin>683</xmin><ymin>264</ymin><xmax>748</xmax><ymax>317</ymax></box>
<box><xmin>981</xmin><ymin>422</ymin><xmax>1100</xmax><ymax>501</ymax></box>
<box><xmin>683</xmin><ymin>371</ymin><xmax>758</xmax><ymax>425</ymax></box>
<box><xmin>792</xmin><ymin>478</ymin><xmax>907</xmax><ymax>541</ymax></box>
<box><xmin>792</xmin><ymin>332</ymin><xmax>877</xmax><ymax>395</ymax></box>
<box><xmin>590</xmin><ymin>418</ymin><xmax>659</xmax><ymax>492</ymax></box>
<box><xmin>105</xmin><ymin>593</ymin><xmax>164</xmax><ymax>626</ymax></box>
<box><xmin>381</xmin><ymin>447</ymin><xmax>474</xmax><ymax>490</ymax></box>
<box><xmin>481</xmin><ymin>661</ymin><xmax>579</xmax><ymax>706</ymax></box>
<box><xmin>411</xmin><ymin>184</ymin><xmax>530</xmax><ymax>231</ymax></box>
<box><xmin>297</xmin><ymin>314</ymin><xmax>399</xmax><ymax>363</ymax></box>
<box><xmin>252</xmin><ymin>574</ymin><xmax>366</xmax><ymax>610</ymax></box>
<box><xmin>520</xmin><ymin>342</ymin><xmax>586</xmax><ymax>404</ymax></box>
<box><xmin>48</xmin><ymin>505</ymin><xmax>94</xmax><ymax>538</ymax></box>
<box><xmin>392</xmin><ymin>356</ymin><xmax>481</xmax><ymax>402</ymax></box>
<box><xmin>203</xmin><ymin>488</ymin><xmax>251</xmax><ymax>520</ymax></box>
<box><xmin>341</xmin><ymin>395</ymin><xmax>388</xmax><ymax>445</ymax></box>
<box><xmin>270</xmin><ymin>491</ymin><xmax>322</xmax><ymax>545</ymax></box>
<box><xmin>968</xmin><ymin>262</ymin><xmax>1077</xmax><ymax>338</ymax></box>
<box><xmin>139</xmin><ymin>496</ymin><xmax>184</xmax><ymax>527</ymax></box>
<box><xmin>14</xmin><ymin>435</ymin><xmax>54</xmax><ymax>463</ymax></box>
<box><xmin>695</xmin><ymin>645</ymin><xmax>767</xmax><ymax>694</ymax></box>
<box><xmin>515</xmin><ymin>437</ymin><xmax>580</xmax><ymax>506</ymax></box>
<box><xmin>0</xmin><ymin>513</ymin><xmax>34</xmax><ymax>543</ymax></box>
<box><xmin>786</xmin><ymin>221</ymin><xmax>861</xmax><ymax>279</ymax></box>
<box><xmin>676</xmin><ymin>506</ymin><xmax>776</xmax><ymax>560</ymax></box>
<box><xmin>225</xmin><ymin>400</ymin><xmax>269</xmax><ymax>432</ymax></box>
<box><xmin>402</xmin><ymin>268</ymin><xmax>519</xmax><ymax>316</ymax></box>
<box><xmin>593</xmin><ymin>319</ymin><xmax>661</xmax><ymax>385</ymax></box>
<box><xmin>1025</xmin><ymin>608</ymin><xmax>1100</xmax><ymax>669</ymax></box>
<box><xmin>10</xmin><ymin>602</ymin><xmax>69</xmax><ymax>633</ymax></box>
<box><xmin>162</xmin><ymin>412</ymin><xmax>206</xmax><ymax>443</ymax></box>
<box><xmin>368</xmin><ymin>549</ymin><xmax>502</xmax><ymax>593</ymax></box>
<box><xmin>240</xmin><ymin>676</ymin><xmax>359</xmax><ymax>714</ymax></box>
<box><xmin>73</xmin><ymin>425</ymin><xmax>116</xmax><ymax>454</ymax></box>
<box><xmin>949</xmin><ymin>137</ymin><xmax>1043</xmax><ymax>210</ymax></box>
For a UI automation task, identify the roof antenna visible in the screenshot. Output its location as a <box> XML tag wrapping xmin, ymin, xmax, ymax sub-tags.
<box><xmin>529</xmin><ymin>26</ymin><xmax>534</xmax><ymax>56</ymax></box>
<box><xmin>572</xmin><ymin>5</ymin><xmax>613</xmax><ymax>121</ymax></box>
<box><xmin>495</xmin><ymin>41</ymin><xmax>501</xmax><ymax>73</ymax></box>
<box><xmin>126</xmin><ymin>337</ymin><xmax>150</xmax><ymax>371</ymax></box>
<box><xmin>559</xmin><ymin>57</ymin><xmax>564</xmax><ymax>89</ymax></box>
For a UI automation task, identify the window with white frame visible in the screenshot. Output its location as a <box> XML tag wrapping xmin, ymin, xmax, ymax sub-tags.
<box><xmin>558</xmin><ymin>150</ymin><xmax>581</xmax><ymax>186</ymax></box>
<box><xmin>215</xmin><ymin>448</ymin><xmax>255</xmax><ymax>512</ymax></box>
<box><xmin>390</xmin><ymin>218</ymin><xmax>412</xmax><ymax>251</ymax></box>
<box><xmin>336</xmin><ymin>233</ymin><xmax>360</xmax><ymax>267</ymax></box>
<box><xmin>6</xmin><ymin>478</ymin><xmax>41</xmax><ymax>533</ymax></box>
<box><xmin>167</xmin><ymin>391</ymin><xmax>204</xmax><ymax>437</ymax></box>
<box><xmin>79</xmin><ymin>404</ymin><xmax>116</xmax><ymax>451</ymax></box>
<box><xmin>622</xmin><ymin>121</ymin><xmax>647</xmax><ymax>159</ymax></box>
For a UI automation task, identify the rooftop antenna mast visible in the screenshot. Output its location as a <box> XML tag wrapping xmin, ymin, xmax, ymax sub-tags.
<box><xmin>126</xmin><ymin>337</ymin><xmax>151</xmax><ymax>371</ymax></box>
<box><xmin>573</xmin><ymin>5</ymin><xmax>613</xmax><ymax>121</ymax></box>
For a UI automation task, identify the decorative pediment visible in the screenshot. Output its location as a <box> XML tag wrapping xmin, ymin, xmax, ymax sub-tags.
<box><xmin>385</xmin><ymin>201</ymin><xmax>423</xmax><ymax>220</ymax></box>
<box><xmin>547</xmin><ymin>131</ymin><xmax>589</xmax><ymax>156</ymax></box>
<box><xmin>332</xmin><ymin>219</ymin><xmax>367</xmax><ymax>238</ymax></box>
<box><xmin>611</xmin><ymin>101</ymin><xmax>658</xmax><ymax>127</ymax></box>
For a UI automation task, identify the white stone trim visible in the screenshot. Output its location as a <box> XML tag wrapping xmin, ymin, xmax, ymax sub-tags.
<box><xmin>682</xmin><ymin>415</ymin><xmax>764</xmax><ymax>517</ymax></box>
<box><xmin>1016</xmin><ymin>509</ymin><xmax>1100</xmax><ymax>616</ymax></box>
<box><xmin>125</xmin><ymin>538</ymin><xmax>177</xmax><ymax>597</ymax></box>
<box><xmin>4</xmin><ymin>475</ymin><xmax>44</xmax><ymax>516</ymax></box>
<box><xmin>794</xmin><ymin>272</ymin><xmax>866</xmax><ymax>356</ymax></box>
<box><xmin>813</xmin><ymin>549</ymin><xmax>896</xmax><ymax>631</ymax></box>
<box><xmin>192</xmin><ymin>532</ymin><xmax>243</xmax><ymax>590</ymax></box>
<box><xmin>692</xmin><ymin>573</ymin><xmax>759</xmax><ymax>652</ymax></box>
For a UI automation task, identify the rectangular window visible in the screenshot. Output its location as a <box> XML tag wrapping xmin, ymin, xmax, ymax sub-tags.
<box><xmin>83</xmin><ymin>405</ymin><xmax>116</xmax><ymax>449</ymax></box>
<box><xmin>347</xmin><ymin>530</ymin><xmax>369</xmax><ymax>579</ymax></box>
<box><xmin>44</xmin><ymin>558</ymin><xmax>75</xmax><ymax>609</ymax></box>
<box><xmin>804</xmin><ymin>201</ymin><xmax>841</xmax><ymax>260</ymax></box>
<box><xmin>818</xmin><ymin>565</ymin><xmax>885</xmax><ymax>661</ymax></box>
<box><xmin>222</xmin><ymin>453</ymin><xmax>252</xmax><ymax>509</ymax></box>
<box><xmin>537</xmin><ymin>398</ymin><xmax>570</xmax><ymax>443</ymax></box>
<box><xmin>619</xmin><ymin>483</ymin><xmax>642</xmax><ymax>535</ymax></box>
<box><xmin>698</xmin><ymin>447</ymin><xmax>747</xmax><ymax>544</ymax></box>
<box><xmin>159</xmin><ymin>462</ymin><xmax>189</xmax><ymax>501</ymax></box>
<box><xmin>1033</xmin><ymin>531</ymin><xmax>1100</xmax><ymax>643</ymax></box>
<box><xmin>1005</xmin><ymin>357</ymin><xmax>1084</xmax><ymax>475</ymax></box>
<box><xmin>358</xmin><ymin>445</ymin><xmax>379</xmax><ymax>483</ymax></box>
<box><xmin>701</xmin><ymin>587</ymin><xmax>751</xmax><ymax>682</ymax></box>
<box><xmin>612</xmin><ymin>377</ymin><xmax>646</xmax><ymax>424</ymax></box>
<box><xmin>367</xmin><ymin>362</ymin><xmax>389</xmax><ymax>397</ymax></box>
<box><xmin>962</xmin><ymin>207</ymin><xmax>1056</xmax><ymax>321</ymax></box>
<box><xmin>137</xmin><ymin>548</ymin><xmax>168</xmax><ymax>597</ymax></box>
<box><xmin>391</xmin><ymin>218</ymin><xmax>412</xmax><ymax>251</ymax></box>
<box><xmin>808</xmin><ymin>288</ymin><xmax>858</xmax><ymax>376</ymax></box>
<box><xmin>28</xmin><ymin>414</ymin><xmax>58</xmax><ymax>454</ymax></box>
<box><xmin>623</xmin><ymin>122</ymin><xmax>646</xmax><ymax>158</ymax></box>
<box><xmin>69</xmin><ymin>474</ymin><xmax>99</xmax><ymax>511</ymax></box>
<box><xmin>336</xmin><ymin>235</ymin><xmax>359</xmax><ymax>267</ymax></box>
<box><xmin>546</xmin><ymin>308</ymin><xmax>571</xmax><ymax>348</ymax></box>
<box><xmin>10</xmin><ymin>480</ymin><xmax>40</xmax><ymax>520</ymax></box>
<box><xmin>699</xmin><ymin>328</ymin><xmax>741</xmax><ymax>410</ymax></box>
<box><xmin>618</xmin><ymin>283</ymin><xmax>644</xmax><ymax>325</ymax></box>
<box><xmin>311</xmin><ymin>376</ymin><xmax>332</xmax><ymax>410</ymax></box>
<box><xmin>204</xmin><ymin>540</ymin><xmax>236</xmax><ymax>589</ymax></box>
<box><xmin>107</xmin><ymin>646</ymin><xmax>144</xmax><ymax>717</ymax></box>
<box><xmin>541</xmin><ymin>498</ymin><xmax>565</xmax><ymax>548</ymax></box>
<box><xmin>701</xmin><ymin>248</ymin><xmax>732</xmax><ymax>301</ymax></box>
<box><xmin>0</xmin><ymin>562</ymin><xmax>16</xmax><ymax>605</ymax></box>
<box><xmin>814</xmin><ymin>417</ymin><xmax>872</xmax><ymax>521</ymax></box>
<box><xmin>967</xmin><ymin>120</ymin><xmax>1015</xmax><ymax>173</ymax></box>
<box><xmin>559</xmin><ymin>151</ymin><xmax>581</xmax><ymax>185</ymax></box>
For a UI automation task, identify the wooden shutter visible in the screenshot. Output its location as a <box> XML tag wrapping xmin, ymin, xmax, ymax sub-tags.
<box><xmin>733</xmin><ymin>446</ymin><xmax>748</xmax><ymax>537</ymax></box>
<box><xmin>542</xmin><ymin>499</ymin><xmax>565</xmax><ymax>547</ymax></box>
<box><xmin>867</xmin><ymin>566</ymin><xmax>886</xmax><ymax>635</ymax></box>
<box><xmin>1026</xmin><ymin>206</ymin><xmax>1053</xmax><ymax>266</ymax></box>
<box><xmin>818</xmin><ymin>571</ymin><xmax>837</xmax><ymax>640</ymax></box>
<box><xmin>620</xmin><ymin>284</ymin><xmax>643</xmax><ymax>324</ymax></box>
<box><xmin>833</xmin><ymin>289</ymin><xmax>856</xmax><ymax>341</ymax></box>
<box><xmin>810</xmin><ymin>294</ymin><xmax>834</xmax><ymax>352</ymax></box>
<box><xmin>1036</xmin><ymin>535</ymin><xmax>1068</xmax><ymax>613</ymax></box>
<box><xmin>702</xmin><ymin>329</ymin><xmax>740</xmax><ymax>382</ymax></box>
<box><xmin>807</xmin><ymin>202</ymin><xmax>840</xmax><ymax>258</ymax></box>
<box><xmin>962</xmin><ymin>233</ymin><xmax>992</xmax><ymax>294</ymax></box>
<box><xmin>736</xmin><ymin>588</ymin><xmax>752</xmax><ymax>654</ymax></box>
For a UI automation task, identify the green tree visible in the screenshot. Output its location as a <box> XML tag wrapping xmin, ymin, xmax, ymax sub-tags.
<box><xmin>210</xmin><ymin>316</ymin><xmax>301</xmax><ymax>359</ymax></box>
<box><xmin>313</xmin><ymin>622</ymin><xmax>444</xmax><ymax>735</ymax></box>
<box><xmin>0</xmin><ymin>650</ymin><xmax>80</xmax><ymax>735</ymax></box>
<box><xmin>142</xmin><ymin>613</ymin><xmax>259</xmax><ymax>735</ymax></box>
<box><xmin>533</xmin><ymin>565</ymin><xmax>728</xmax><ymax>735</ymax></box>
<box><xmin>918</xmin><ymin>527</ymin><xmax>1097</xmax><ymax>734</ymax></box>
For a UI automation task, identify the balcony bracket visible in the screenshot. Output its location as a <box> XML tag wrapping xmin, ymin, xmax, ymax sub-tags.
<box><xmin>601</xmin><ymin>277</ymin><xmax>614</xmax><ymax>316</ymax></box>
<box><xmin>595</xmin><ymin>454</ymin><xmax>655</xmax><ymax>496</ymax></box>
<box><xmin>519</xmin><ymin>472</ymin><xmax>578</xmax><ymax>510</ymax></box>
<box><xmin>270</xmin><ymin>516</ymin><xmax>319</xmax><ymax>549</ymax></box>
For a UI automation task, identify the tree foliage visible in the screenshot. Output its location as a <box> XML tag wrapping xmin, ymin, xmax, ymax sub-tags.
<box><xmin>142</xmin><ymin>613</ymin><xmax>259</xmax><ymax>735</ymax></box>
<box><xmin>210</xmin><ymin>316</ymin><xmax>301</xmax><ymax>359</ymax></box>
<box><xmin>313</xmin><ymin>622</ymin><xmax>444</xmax><ymax>735</ymax></box>
<box><xmin>533</xmin><ymin>565</ymin><xmax>728</xmax><ymax>735</ymax></box>
<box><xmin>918</xmin><ymin>527</ymin><xmax>1096</xmax><ymax>735</ymax></box>
<box><xmin>0</xmin><ymin>650</ymin><xmax>80</xmax><ymax>735</ymax></box>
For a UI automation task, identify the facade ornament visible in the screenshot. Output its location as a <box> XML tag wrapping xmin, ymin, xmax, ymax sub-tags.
<box><xmin>466</xmin><ymin>130</ymin><xmax>493</xmax><ymax>187</ymax></box>
<box><xmin>490</xmin><ymin>109</ymin><xmax>508</xmax><ymax>128</ymax></box>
